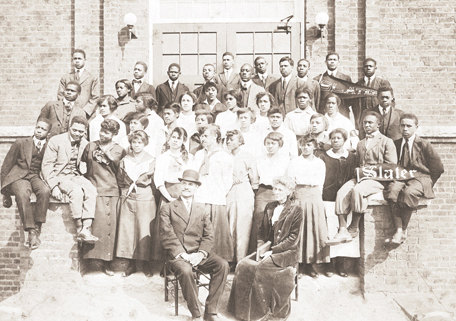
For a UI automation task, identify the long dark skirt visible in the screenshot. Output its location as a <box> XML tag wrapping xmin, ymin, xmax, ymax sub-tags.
<box><xmin>248</xmin><ymin>186</ymin><xmax>275</xmax><ymax>255</ymax></box>
<box><xmin>228</xmin><ymin>256</ymin><xmax>295</xmax><ymax>321</ymax></box>
<box><xmin>294</xmin><ymin>186</ymin><xmax>330</xmax><ymax>264</ymax></box>
<box><xmin>205</xmin><ymin>203</ymin><xmax>234</xmax><ymax>262</ymax></box>
<box><xmin>81</xmin><ymin>195</ymin><xmax>119</xmax><ymax>261</ymax></box>
<box><xmin>151</xmin><ymin>182</ymin><xmax>181</xmax><ymax>261</ymax></box>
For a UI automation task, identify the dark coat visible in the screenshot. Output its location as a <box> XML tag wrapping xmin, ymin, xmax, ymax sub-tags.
<box><xmin>156</xmin><ymin>81</ymin><xmax>190</xmax><ymax>114</ymax></box>
<box><xmin>216</xmin><ymin>70</ymin><xmax>240</xmax><ymax>89</ymax></box>
<box><xmin>131</xmin><ymin>81</ymin><xmax>156</xmax><ymax>100</ymax></box>
<box><xmin>1</xmin><ymin>137</ymin><xmax>46</xmax><ymax>195</ymax></box>
<box><xmin>160</xmin><ymin>198</ymin><xmax>214</xmax><ymax>259</ymax></box>
<box><xmin>314</xmin><ymin>70</ymin><xmax>352</xmax><ymax>117</ymax></box>
<box><xmin>268</xmin><ymin>76</ymin><xmax>307</xmax><ymax>115</ymax></box>
<box><xmin>394</xmin><ymin>135</ymin><xmax>444</xmax><ymax>198</ymax></box>
<box><xmin>359</xmin><ymin>106</ymin><xmax>404</xmax><ymax>141</ymax></box>
<box><xmin>38</xmin><ymin>100</ymin><xmax>87</xmax><ymax>138</ymax></box>
<box><xmin>252</xmin><ymin>74</ymin><xmax>279</xmax><ymax>90</ymax></box>
<box><xmin>356</xmin><ymin>76</ymin><xmax>391</xmax><ymax>111</ymax></box>
<box><xmin>257</xmin><ymin>199</ymin><xmax>303</xmax><ymax>268</ymax></box>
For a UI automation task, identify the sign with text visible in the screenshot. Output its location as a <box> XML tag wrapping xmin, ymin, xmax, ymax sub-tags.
<box><xmin>356</xmin><ymin>164</ymin><xmax>418</xmax><ymax>183</ymax></box>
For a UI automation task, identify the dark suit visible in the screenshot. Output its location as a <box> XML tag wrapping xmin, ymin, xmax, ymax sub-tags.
<box><xmin>257</xmin><ymin>200</ymin><xmax>303</xmax><ymax>268</ymax></box>
<box><xmin>1</xmin><ymin>137</ymin><xmax>50</xmax><ymax>230</ymax></box>
<box><xmin>38</xmin><ymin>100</ymin><xmax>87</xmax><ymax>138</ymax></box>
<box><xmin>57</xmin><ymin>69</ymin><xmax>100</xmax><ymax>118</ymax></box>
<box><xmin>160</xmin><ymin>198</ymin><xmax>229</xmax><ymax>318</ymax></box>
<box><xmin>193</xmin><ymin>79</ymin><xmax>223</xmax><ymax>103</ymax></box>
<box><xmin>315</xmin><ymin>70</ymin><xmax>352</xmax><ymax>117</ymax></box>
<box><xmin>252</xmin><ymin>74</ymin><xmax>278</xmax><ymax>90</ymax></box>
<box><xmin>359</xmin><ymin>106</ymin><xmax>404</xmax><ymax>141</ymax></box>
<box><xmin>355</xmin><ymin>76</ymin><xmax>391</xmax><ymax>124</ymax></box>
<box><xmin>131</xmin><ymin>80</ymin><xmax>156</xmax><ymax>100</ymax></box>
<box><xmin>232</xmin><ymin>81</ymin><xmax>266</xmax><ymax>114</ymax></box>
<box><xmin>268</xmin><ymin>76</ymin><xmax>306</xmax><ymax>115</ymax></box>
<box><xmin>297</xmin><ymin>76</ymin><xmax>321</xmax><ymax>111</ymax></box>
<box><xmin>216</xmin><ymin>70</ymin><xmax>241</xmax><ymax>90</ymax></box>
<box><xmin>156</xmin><ymin>81</ymin><xmax>190</xmax><ymax>115</ymax></box>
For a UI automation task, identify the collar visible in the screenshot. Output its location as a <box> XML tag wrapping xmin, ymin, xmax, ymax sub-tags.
<box><xmin>241</xmin><ymin>80</ymin><xmax>252</xmax><ymax>88</ymax></box>
<box><xmin>295</xmin><ymin>106</ymin><xmax>313</xmax><ymax>114</ymax></box>
<box><xmin>204</xmin><ymin>98</ymin><xmax>220</xmax><ymax>108</ymax></box>
<box><xmin>366</xmin><ymin>130</ymin><xmax>380</xmax><ymax>139</ymax></box>
<box><xmin>63</xmin><ymin>98</ymin><xmax>74</xmax><ymax>108</ymax></box>
<box><xmin>132</xmin><ymin>78</ymin><xmax>143</xmax><ymax>84</ymax></box>
<box><xmin>327</xmin><ymin>69</ymin><xmax>338</xmax><ymax>76</ymax></box>
<box><xmin>168</xmin><ymin>79</ymin><xmax>178</xmax><ymax>87</ymax></box>
<box><xmin>75</xmin><ymin>67</ymin><xmax>85</xmax><ymax>75</ymax></box>
<box><xmin>299</xmin><ymin>75</ymin><xmax>308</xmax><ymax>81</ymax></box>
<box><xmin>364</xmin><ymin>74</ymin><xmax>376</xmax><ymax>83</ymax></box>
<box><xmin>378</xmin><ymin>105</ymin><xmax>391</xmax><ymax>114</ymax></box>
<box><xmin>327</xmin><ymin>149</ymin><xmax>349</xmax><ymax>159</ymax></box>
<box><xmin>281</xmin><ymin>74</ymin><xmax>292</xmax><ymax>83</ymax></box>
<box><xmin>403</xmin><ymin>134</ymin><xmax>416</xmax><ymax>144</ymax></box>
<box><xmin>258</xmin><ymin>72</ymin><xmax>268</xmax><ymax>79</ymax></box>
<box><xmin>33</xmin><ymin>136</ymin><xmax>46</xmax><ymax>145</ymax></box>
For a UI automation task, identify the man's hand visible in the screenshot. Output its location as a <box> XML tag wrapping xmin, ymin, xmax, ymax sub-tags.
<box><xmin>187</xmin><ymin>252</ymin><xmax>205</xmax><ymax>267</ymax></box>
<box><xmin>2</xmin><ymin>195</ymin><xmax>12</xmax><ymax>208</ymax></box>
<box><xmin>260</xmin><ymin>250</ymin><xmax>273</xmax><ymax>259</ymax></box>
<box><xmin>51</xmin><ymin>186</ymin><xmax>63</xmax><ymax>201</ymax></box>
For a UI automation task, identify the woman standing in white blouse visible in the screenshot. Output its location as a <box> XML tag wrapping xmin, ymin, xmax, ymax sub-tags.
<box><xmin>287</xmin><ymin>134</ymin><xmax>330</xmax><ymax>278</ymax></box>
<box><xmin>152</xmin><ymin>126</ymin><xmax>190</xmax><ymax>262</ymax></box>
<box><xmin>248</xmin><ymin>131</ymin><xmax>290</xmax><ymax>255</ymax></box>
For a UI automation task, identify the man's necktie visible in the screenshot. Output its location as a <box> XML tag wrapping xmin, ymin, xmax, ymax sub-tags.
<box><xmin>366</xmin><ymin>77</ymin><xmax>371</xmax><ymax>87</ymax></box>
<box><xmin>36</xmin><ymin>140</ymin><xmax>43</xmax><ymax>152</ymax></box>
<box><xmin>132</xmin><ymin>79</ymin><xmax>141</xmax><ymax>84</ymax></box>
<box><xmin>171</xmin><ymin>81</ymin><xmax>175</xmax><ymax>92</ymax></box>
<box><xmin>71</xmin><ymin>141</ymin><xmax>80</xmax><ymax>147</ymax></box>
<box><xmin>75</xmin><ymin>69</ymin><xmax>80</xmax><ymax>82</ymax></box>
<box><xmin>401</xmin><ymin>139</ymin><xmax>410</xmax><ymax>167</ymax></box>
<box><xmin>383</xmin><ymin>107</ymin><xmax>388</xmax><ymax>116</ymax></box>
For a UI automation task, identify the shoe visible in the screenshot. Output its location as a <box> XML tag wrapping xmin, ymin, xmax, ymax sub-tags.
<box><xmin>28</xmin><ymin>229</ymin><xmax>40</xmax><ymax>250</ymax></box>
<box><xmin>347</xmin><ymin>226</ymin><xmax>359</xmax><ymax>239</ymax></box>
<box><xmin>204</xmin><ymin>313</ymin><xmax>220</xmax><ymax>321</ymax></box>
<box><xmin>305</xmin><ymin>265</ymin><xmax>319</xmax><ymax>279</ymax></box>
<box><xmin>103</xmin><ymin>264</ymin><xmax>115</xmax><ymax>276</ymax></box>
<box><xmin>122</xmin><ymin>264</ymin><xmax>136</xmax><ymax>277</ymax></box>
<box><xmin>144</xmin><ymin>266</ymin><xmax>153</xmax><ymax>277</ymax></box>
<box><xmin>324</xmin><ymin>271</ymin><xmax>334</xmax><ymax>277</ymax></box>
<box><xmin>192</xmin><ymin>317</ymin><xmax>203</xmax><ymax>321</ymax></box>
<box><xmin>327</xmin><ymin>229</ymin><xmax>353</xmax><ymax>246</ymax></box>
<box><xmin>391</xmin><ymin>230</ymin><xmax>404</xmax><ymax>244</ymax></box>
<box><xmin>77</xmin><ymin>228</ymin><xmax>99</xmax><ymax>244</ymax></box>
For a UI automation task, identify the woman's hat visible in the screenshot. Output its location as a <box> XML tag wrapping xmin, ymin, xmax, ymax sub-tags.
<box><xmin>178</xmin><ymin>169</ymin><xmax>202</xmax><ymax>186</ymax></box>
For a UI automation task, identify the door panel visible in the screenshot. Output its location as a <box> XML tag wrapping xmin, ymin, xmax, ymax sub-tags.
<box><xmin>153</xmin><ymin>23</ymin><xmax>301</xmax><ymax>90</ymax></box>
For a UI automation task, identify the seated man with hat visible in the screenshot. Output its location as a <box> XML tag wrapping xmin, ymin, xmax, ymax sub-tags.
<box><xmin>159</xmin><ymin>169</ymin><xmax>229</xmax><ymax>321</ymax></box>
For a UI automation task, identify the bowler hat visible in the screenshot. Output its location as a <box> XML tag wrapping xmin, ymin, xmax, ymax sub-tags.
<box><xmin>178</xmin><ymin>169</ymin><xmax>202</xmax><ymax>186</ymax></box>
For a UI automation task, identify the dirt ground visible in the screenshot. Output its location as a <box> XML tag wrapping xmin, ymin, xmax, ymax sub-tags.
<box><xmin>0</xmin><ymin>269</ymin><xmax>408</xmax><ymax>321</ymax></box>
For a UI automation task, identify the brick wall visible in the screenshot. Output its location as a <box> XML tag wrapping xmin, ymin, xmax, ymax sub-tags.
<box><xmin>360</xmin><ymin>139</ymin><xmax>456</xmax><ymax>315</ymax></box>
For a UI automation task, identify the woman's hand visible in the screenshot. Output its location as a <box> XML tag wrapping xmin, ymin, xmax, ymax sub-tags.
<box><xmin>261</xmin><ymin>250</ymin><xmax>273</xmax><ymax>259</ymax></box>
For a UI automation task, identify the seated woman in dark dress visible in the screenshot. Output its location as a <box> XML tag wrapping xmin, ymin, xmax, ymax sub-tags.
<box><xmin>228</xmin><ymin>176</ymin><xmax>303</xmax><ymax>321</ymax></box>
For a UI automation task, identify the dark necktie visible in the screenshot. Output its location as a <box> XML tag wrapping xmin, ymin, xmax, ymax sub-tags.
<box><xmin>132</xmin><ymin>79</ymin><xmax>141</xmax><ymax>84</ymax></box>
<box><xmin>36</xmin><ymin>140</ymin><xmax>43</xmax><ymax>152</ymax></box>
<box><xmin>71</xmin><ymin>140</ymin><xmax>80</xmax><ymax>147</ymax></box>
<box><xmin>401</xmin><ymin>139</ymin><xmax>410</xmax><ymax>167</ymax></box>
<box><xmin>75</xmin><ymin>69</ymin><xmax>80</xmax><ymax>82</ymax></box>
<box><xmin>366</xmin><ymin>77</ymin><xmax>371</xmax><ymax>87</ymax></box>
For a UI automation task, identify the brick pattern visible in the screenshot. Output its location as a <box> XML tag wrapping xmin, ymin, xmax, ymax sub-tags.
<box><xmin>360</xmin><ymin>141</ymin><xmax>456</xmax><ymax>314</ymax></box>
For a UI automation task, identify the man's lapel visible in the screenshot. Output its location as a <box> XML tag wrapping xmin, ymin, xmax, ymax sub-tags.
<box><xmin>173</xmin><ymin>198</ymin><xmax>189</xmax><ymax>224</ymax></box>
<box><xmin>78</xmin><ymin>70</ymin><xmax>89</xmax><ymax>85</ymax></box>
<box><xmin>54</xmin><ymin>101</ymin><xmax>65</xmax><ymax>125</ymax></box>
<box><xmin>366</xmin><ymin>134</ymin><xmax>382</xmax><ymax>152</ymax></box>
<box><xmin>23</xmin><ymin>137</ymin><xmax>34</xmax><ymax>168</ymax></box>
<box><xmin>411</xmin><ymin>135</ymin><xmax>423</xmax><ymax>163</ymax></box>
<box><xmin>285</xmin><ymin>76</ymin><xmax>296</xmax><ymax>96</ymax></box>
<box><xmin>185</xmin><ymin>202</ymin><xmax>202</xmax><ymax>233</ymax></box>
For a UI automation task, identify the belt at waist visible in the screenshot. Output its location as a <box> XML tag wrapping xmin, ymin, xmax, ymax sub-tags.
<box><xmin>296</xmin><ymin>184</ymin><xmax>318</xmax><ymax>188</ymax></box>
<box><xmin>233</xmin><ymin>179</ymin><xmax>249</xmax><ymax>186</ymax></box>
<box><xmin>259</xmin><ymin>184</ymin><xmax>273</xmax><ymax>190</ymax></box>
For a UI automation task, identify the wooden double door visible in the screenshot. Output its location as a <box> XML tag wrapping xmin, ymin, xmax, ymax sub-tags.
<box><xmin>153</xmin><ymin>22</ymin><xmax>301</xmax><ymax>90</ymax></box>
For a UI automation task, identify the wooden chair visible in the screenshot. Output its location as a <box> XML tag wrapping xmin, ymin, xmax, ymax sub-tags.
<box><xmin>164</xmin><ymin>261</ymin><xmax>211</xmax><ymax>316</ymax></box>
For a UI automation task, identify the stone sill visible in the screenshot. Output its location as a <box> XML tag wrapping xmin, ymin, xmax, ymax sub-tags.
<box><xmin>366</xmin><ymin>192</ymin><xmax>430</xmax><ymax>206</ymax></box>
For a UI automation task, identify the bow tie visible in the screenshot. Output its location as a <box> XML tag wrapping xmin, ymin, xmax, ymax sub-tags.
<box><xmin>366</xmin><ymin>134</ymin><xmax>375</xmax><ymax>139</ymax></box>
<box><xmin>71</xmin><ymin>141</ymin><xmax>80</xmax><ymax>147</ymax></box>
<box><xmin>132</xmin><ymin>79</ymin><xmax>142</xmax><ymax>84</ymax></box>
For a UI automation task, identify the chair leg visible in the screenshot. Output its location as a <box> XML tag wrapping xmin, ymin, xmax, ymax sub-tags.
<box><xmin>174</xmin><ymin>278</ymin><xmax>179</xmax><ymax>316</ymax></box>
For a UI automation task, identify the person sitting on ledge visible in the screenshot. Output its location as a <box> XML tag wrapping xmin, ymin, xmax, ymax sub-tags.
<box><xmin>329</xmin><ymin>111</ymin><xmax>397</xmax><ymax>245</ymax></box>
<box><xmin>1</xmin><ymin>118</ymin><xmax>53</xmax><ymax>250</ymax></box>
<box><xmin>41</xmin><ymin>116</ymin><xmax>99</xmax><ymax>243</ymax></box>
<box><xmin>384</xmin><ymin>113</ymin><xmax>444</xmax><ymax>244</ymax></box>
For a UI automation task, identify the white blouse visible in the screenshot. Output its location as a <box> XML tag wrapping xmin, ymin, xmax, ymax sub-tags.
<box><xmin>154</xmin><ymin>150</ymin><xmax>190</xmax><ymax>188</ymax></box>
<box><xmin>287</xmin><ymin>156</ymin><xmax>326</xmax><ymax>192</ymax></box>
<box><xmin>89</xmin><ymin>114</ymin><xmax>127</xmax><ymax>144</ymax></box>
<box><xmin>257</xmin><ymin>154</ymin><xmax>290</xmax><ymax>186</ymax></box>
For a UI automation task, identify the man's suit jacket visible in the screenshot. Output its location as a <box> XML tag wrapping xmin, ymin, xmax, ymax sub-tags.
<box><xmin>232</xmin><ymin>81</ymin><xmax>266</xmax><ymax>114</ymax></box>
<box><xmin>252</xmin><ymin>74</ymin><xmax>278</xmax><ymax>90</ymax></box>
<box><xmin>156</xmin><ymin>81</ymin><xmax>190</xmax><ymax>114</ymax></box>
<box><xmin>257</xmin><ymin>199</ymin><xmax>303</xmax><ymax>268</ymax></box>
<box><xmin>356</xmin><ymin>76</ymin><xmax>391</xmax><ymax>111</ymax></box>
<box><xmin>314</xmin><ymin>70</ymin><xmax>352</xmax><ymax>116</ymax></box>
<box><xmin>356</xmin><ymin>132</ymin><xmax>397</xmax><ymax>167</ymax></box>
<box><xmin>394</xmin><ymin>135</ymin><xmax>444</xmax><ymax>198</ymax></box>
<box><xmin>298</xmin><ymin>76</ymin><xmax>321</xmax><ymax>111</ymax></box>
<box><xmin>216</xmin><ymin>70</ymin><xmax>241</xmax><ymax>89</ymax></box>
<box><xmin>131</xmin><ymin>81</ymin><xmax>156</xmax><ymax>100</ymax></box>
<box><xmin>38</xmin><ymin>100</ymin><xmax>87</xmax><ymax>138</ymax></box>
<box><xmin>160</xmin><ymin>198</ymin><xmax>214</xmax><ymax>259</ymax></box>
<box><xmin>268</xmin><ymin>76</ymin><xmax>306</xmax><ymax>115</ymax></box>
<box><xmin>57</xmin><ymin>70</ymin><xmax>100</xmax><ymax>117</ymax></box>
<box><xmin>1</xmin><ymin>137</ymin><xmax>46</xmax><ymax>195</ymax></box>
<box><xmin>193</xmin><ymin>80</ymin><xmax>223</xmax><ymax>103</ymax></box>
<box><xmin>359</xmin><ymin>106</ymin><xmax>404</xmax><ymax>141</ymax></box>
<box><xmin>41</xmin><ymin>132</ymin><xmax>88</xmax><ymax>190</ymax></box>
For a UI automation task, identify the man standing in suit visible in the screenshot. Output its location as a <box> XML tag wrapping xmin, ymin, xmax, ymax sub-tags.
<box><xmin>216</xmin><ymin>52</ymin><xmax>240</xmax><ymax>90</ymax></box>
<box><xmin>160</xmin><ymin>169</ymin><xmax>229</xmax><ymax>321</ymax></box>
<box><xmin>1</xmin><ymin>119</ymin><xmax>52</xmax><ymax>250</ymax></box>
<box><xmin>384</xmin><ymin>113</ymin><xmax>444</xmax><ymax>244</ymax></box>
<box><xmin>131</xmin><ymin>61</ymin><xmax>156</xmax><ymax>100</ymax></box>
<box><xmin>252</xmin><ymin>56</ymin><xmax>277</xmax><ymax>90</ymax></box>
<box><xmin>268</xmin><ymin>56</ymin><xmax>306</xmax><ymax>115</ymax></box>
<box><xmin>156</xmin><ymin>63</ymin><xmax>190</xmax><ymax>115</ymax></box>
<box><xmin>314</xmin><ymin>52</ymin><xmax>352</xmax><ymax>117</ymax></box>
<box><xmin>296</xmin><ymin>59</ymin><xmax>320</xmax><ymax>111</ymax></box>
<box><xmin>329</xmin><ymin>111</ymin><xmax>397</xmax><ymax>245</ymax></box>
<box><xmin>359</xmin><ymin>86</ymin><xmax>403</xmax><ymax>141</ymax></box>
<box><xmin>57</xmin><ymin>49</ymin><xmax>100</xmax><ymax>119</ymax></box>
<box><xmin>193</xmin><ymin>64</ymin><xmax>222</xmax><ymax>103</ymax></box>
<box><xmin>41</xmin><ymin>116</ymin><xmax>98</xmax><ymax>243</ymax></box>
<box><xmin>233</xmin><ymin>63</ymin><xmax>265</xmax><ymax>115</ymax></box>
<box><xmin>40</xmin><ymin>81</ymin><xmax>87</xmax><ymax>138</ymax></box>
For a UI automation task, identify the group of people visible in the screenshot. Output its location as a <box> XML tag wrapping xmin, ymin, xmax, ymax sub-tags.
<box><xmin>0</xmin><ymin>48</ymin><xmax>445</xmax><ymax>321</ymax></box>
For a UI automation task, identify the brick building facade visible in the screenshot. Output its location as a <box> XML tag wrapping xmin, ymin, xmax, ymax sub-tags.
<box><xmin>0</xmin><ymin>0</ymin><xmax>455</xmax><ymax>314</ymax></box>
